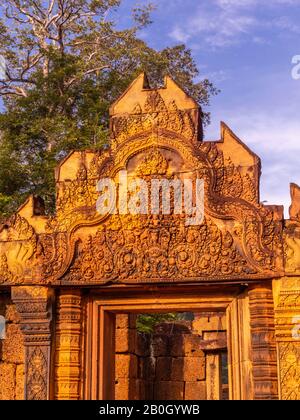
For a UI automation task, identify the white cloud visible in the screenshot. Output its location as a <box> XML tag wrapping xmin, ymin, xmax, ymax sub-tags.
<box><xmin>201</xmin><ymin>69</ymin><xmax>231</xmax><ymax>83</ymax></box>
<box><xmin>169</xmin><ymin>0</ymin><xmax>300</xmax><ymax>48</ymax></box>
<box><xmin>169</xmin><ymin>26</ymin><xmax>191</xmax><ymax>43</ymax></box>
<box><xmin>216</xmin><ymin>0</ymin><xmax>300</xmax><ymax>8</ymax></box>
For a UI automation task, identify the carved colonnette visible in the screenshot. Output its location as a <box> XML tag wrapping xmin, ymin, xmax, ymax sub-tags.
<box><xmin>249</xmin><ymin>285</ymin><xmax>278</xmax><ymax>399</ymax></box>
<box><xmin>11</xmin><ymin>286</ymin><xmax>54</xmax><ymax>400</ymax></box>
<box><xmin>55</xmin><ymin>290</ymin><xmax>83</xmax><ymax>400</ymax></box>
<box><xmin>274</xmin><ymin>277</ymin><xmax>300</xmax><ymax>400</ymax></box>
<box><xmin>274</xmin><ymin>188</ymin><xmax>300</xmax><ymax>400</ymax></box>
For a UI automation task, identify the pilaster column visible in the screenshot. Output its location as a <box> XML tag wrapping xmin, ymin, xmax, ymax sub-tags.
<box><xmin>274</xmin><ymin>277</ymin><xmax>300</xmax><ymax>400</ymax></box>
<box><xmin>12</xmin><ymin>286</ymin><xmax>54</xmax><ymax>400</ymax></box>
<box><xmin>55</xmin><ymin>289</ymin><xmax>82</xmax><ymax>400</ymax></box>
<box><xmin>249</xmin><ymin>285</ymin><xmax>278</xmax><ymax>400</ymax></box>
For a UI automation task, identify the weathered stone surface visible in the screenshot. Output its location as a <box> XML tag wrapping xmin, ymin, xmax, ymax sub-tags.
<box><xmin>289</xmin><ymin>183</ymin><xmax>300</xmax><ymax>220</ymax></box>
<box><xmin>139</xmin><ymin>357</ymin><xmax>156</xmax><ymax>381</ymax></box>
<box><xmin>2</xmin><ymin>324</ymin><xmax>24</xmax><ymax>364</ymax></box>
<box><xmin>5</xmin><ymin>304</ymin><xmax>21</xmax><ymax>323</ymax></box>
<box><xmin>185</xmin><ymin>381</ymin><xmax>206</xmax><ymax>400</ymax></box>
<box><xmin>115</xmin><ymin>378</ymin><xmax>138</xmax><ymax>400</ymax></box>
<box><xmin>156</xmin><ymin>357</ymin><xmax>172</xmax><ymax>381</ymax></box>
<box><xmin>170</xmin><ymin>356</ymin><xmax>206</xmax><ymax>382</ymax></box>
<box><xmin>151</xmin><ymin>334</ymin><xmax>168</xmax><ymax>357</ymax></box>
<box><xmin>136</xmin><ymin>379</ymin><xmax>147</xmax><ymax>400</ymax></box>
<box><xmin>183</xmin><ymin>335</ymin><xmax>205</xmax><ymax>357</ymax></box>
<box><xmin>170</xmin><ymin>334</ymin><xmax>205</xmax><ymax>357</ymax></box>
<box><xmin>116</xmin><ymin>314</ymin><xmax>136</xmax><ymax>330</ymax></box>
<box><xmin>171</xmin><ymin>357</ymin><xmax>184</xmax><ymax>381</ymax></box>
<box><xmin>136</xmin><ymin>333</ymin><xmax>150</xmax><ymax>357</ymax></box>
<box><xmin>154</xmin><ymin>381</ymin><xmax>184</xmax><ymax>400</ymax></box>
<box><xmin>169</xmin><ymin>335</ymin><xmax>184</xmax><ymax>356</ymax></box>
<box><xmin>192</xmin><ymin>315</ymin><xmax>226</xmax><ymax>336</ymax></box>
<box><xmin>115</xmin><ymin>328</ymin><xmax>136</xmax><ymax>353</ymax></box>
<box><xmin>115</xmin><ymin>354</ymin><xmax>138</xmax><ymax>379</ymax></box>
<box><xmin>183</xmin><ymin>357</ymin><xmax>206</xmax><ymax>381</ymax></box>
<box><xmin>15</xmin><ymin>364</ymin><xmax>24</xmax><ymax>400</ymax></box>
<box><xmin>0</xmin><ymin>363</ymin><xmax>15</xmax><ymax>400</ymax></box>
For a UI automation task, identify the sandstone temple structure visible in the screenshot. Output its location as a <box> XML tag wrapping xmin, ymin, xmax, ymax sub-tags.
<box><xmin>0</xmin><ymin>73</ymin><xmax>300</xmax><ymax>400</ymax></box>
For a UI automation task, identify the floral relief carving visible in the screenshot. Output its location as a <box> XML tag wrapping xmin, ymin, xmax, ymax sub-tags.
<box><xmin>27</xmin><ymin>347</ymin><xmax>48</xmax><ymax>400</ymax></box>
<box><xmin>279</xmin><ymin>342</ymin><xmax>300</xmax><ymax>400</ymax></box>
<box><xmin>62</xmin><ymin>214</ymin><xmax>256</xmax><ymax>284</ymax></box>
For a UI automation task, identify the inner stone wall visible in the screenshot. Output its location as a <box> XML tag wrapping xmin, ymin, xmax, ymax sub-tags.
<box><xmin>137</xmin><ymin>322</ymin><xmax>207</xmax><ymax>400</ymax></box>
<box><xmin>0</xmin><ymin>292</ymin><xmax>25</xmax><ymax>400</ymax></box>
<box><xmin>115</xmin><ymin>314</ymin><xmax>227</xmax><ymax>400</ymax></box>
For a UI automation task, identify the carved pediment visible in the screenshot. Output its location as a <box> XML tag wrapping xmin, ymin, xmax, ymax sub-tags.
<box><xmin>0</xmin><ymin>74</ymin><xmax>285</xmax><ymax>285</ymax></box>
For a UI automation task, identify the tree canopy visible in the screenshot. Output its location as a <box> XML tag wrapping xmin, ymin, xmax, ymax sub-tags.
<box><xmin>0</xmin><ymin>0</ymin><xmax>219</xmax><ymax>220</ymax></box>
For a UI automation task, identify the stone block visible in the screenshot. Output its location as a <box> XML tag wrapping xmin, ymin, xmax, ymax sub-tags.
<box><xmin>5</xmin><ymin>304</ymin><xmax>20</xmax><ymax>323</ymax></box>
<box><xmin>0</xmin><ymin>363</ymin><xmax>15</xmax><ymax>400</ymax></box>
<box><xmin>136</xmin><ymin>333</ymin><xmax>150</xmax><ymax>357</ymax></box>
<box><xmin>115</xmin><ymin>354</ymin><xmax>137</xmax><ymax>379</ymax></box>
<box><xmin>2</xmin><ymin>324</ymin><xmax>24</xmax><ymax>364</ymax></box>
<box><xmin>115</xmin><ymin>378</ymin><xmax>138</xmax><ymax>400</ymax></box>
<box><xmin>169</xmin><ymin>335</ymin><xmax>184</xmax><ymax>356</ymax></box>
<box><xmin>183</xmin><ymin>356</ymin><xmax>206</xmax><ymax>381</ymax></box>
<box><xmin>185</xmin><ymin>381</ymin><xmax>206</xmax><ymax>400</ymax></box>
<box><xmin>115</xmin><ymin>328</ymin><xmax>136</xmax><ymax>353</ymax></box>
<box><xmin>171</xmin><ymin>357</ymin><xmax>184</xmax><ymax>381</ymax></box>
<box><xmin>116</xmin><ymin>314</ymin><xmax>130</xmax><ymax>330</ymax></box>
<box><xmin>136</xmin><ymin>379</ymin><xmax>147</xmax><ymax>400</ymax></box>
<box><xmin>15</xmin><ymin>364</ymin><xmax>24</xmax><ymax>400</ymax></box>
<box><xmin>144</xmin><ymin>381</ymin><xmax>154</xmax><ymax>400</ymax></box>
<box><xmin>156</xmin><ymin>357</ymin><xmax>172</xmax><ymax>381</ymax></box>
<box><xmin>183</xmin><ymin>335</ymin><xmax>205</xmax><ymax>357</ymax></box>
<box><xmin>139</xmin><ymin>357</ymin><xmax>156</xmax><ymax>381</ymax></box>
<box><xmin>154</xmin><ymin>381</ymin><xmax>184</xmax><ymax>400</ymax></box>
<box><xmin>116</xmin><ymin>314</ymin><xmax>136</xmax><ymax>329</ymax></box>
<box><xmin>170</xmin><ymin>334</ymin><xmax>204</xmax><ymax>357</ymax></box>
<box><xmin>151</xmin><ymin>334</ymin><xmax>168</xmax><ymax>357</ymax></box>
<box><xmin>192</xmin><ymin>314</ymin><xmax>226</xmax><ymax>336</ymax></box>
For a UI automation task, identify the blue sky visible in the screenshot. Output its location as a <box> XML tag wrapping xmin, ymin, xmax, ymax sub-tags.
<box><xmin>120</xmin><ymin>0</ymin><xmax>300</xmax><ymax>215</ymax></box>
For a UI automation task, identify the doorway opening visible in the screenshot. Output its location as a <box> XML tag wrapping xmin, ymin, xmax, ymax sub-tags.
<box><xmin>114</xmin><ymin>311</ymin><xmax>228</xmax><ymax>400</ymax></box>
<box><xmin>85</xmin><ymin>288</ymin><xmax>252</xmax><ymax>400</ymax></box>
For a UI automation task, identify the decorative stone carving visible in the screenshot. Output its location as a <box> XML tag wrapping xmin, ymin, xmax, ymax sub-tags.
<box><xmin>0</xmin><ymin>72</ymin><xmax>298</xmax><ymax>400</ymax></box>
<box><xmin>55</xmin><ymin>290</ymin><xmax>82</xmax><ymax>400</ymax></box>
<box><xmin>274</xmin><ymin>276</ymin><xmax>300</xmax><ymax>400</ymax></box>
<box><xmin>62</xmin><ymin>215</ymin><xmax>256</xmax><ymax>284</ymax></box>
<box><xmin>0</xmin><ymin>73</ymin><xmax>284</xmax><ymax>286</ymax></box>
<box><xmin>111</xmin><ymin>90</ymin><xmax>197</xmax><ymax>148</ymax></box>
<box><xmin>289</xmin><ymin>183</ymin><xmax>300</xmax><ymax>221</ymax></box>
<box><xmin>249</xmin><ymin>285</ymin><xmax>278</xmax><ymax>400</ymax></box>
<box><xmin>278</xmin><ymin>342</ymin><xmax>300</xmax><ymax>400</ymax></box>
<box><xmin>37</xmin><ymin>137</ymin><xmax>283</xmax><ymax>285</ymax></box>
<box><xmin>11</xmin><ymin>286</ymin><xmax>53</xmax><ymax>400</ymax></box>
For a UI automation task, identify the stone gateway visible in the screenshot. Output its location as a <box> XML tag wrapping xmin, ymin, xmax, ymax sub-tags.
<box><xmin>0</xmin><ymin>74</ymin><xmax>300</xmax><ymax>400</ymax></box>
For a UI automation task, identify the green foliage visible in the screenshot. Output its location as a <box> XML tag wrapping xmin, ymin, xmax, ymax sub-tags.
<box><xmin>136</xmin><ymin>312</ymin><xmax>194</xmax><ymax>333</ymax></box>
<box><xmin>136</xmin><ymin>313</ymin><xmax>179</xmax><ymax>334</ymax></box>
<box><xmin>0</xmin><ymin>0</ymin><xmax>219</xmax><ymax>221</ymax></box>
